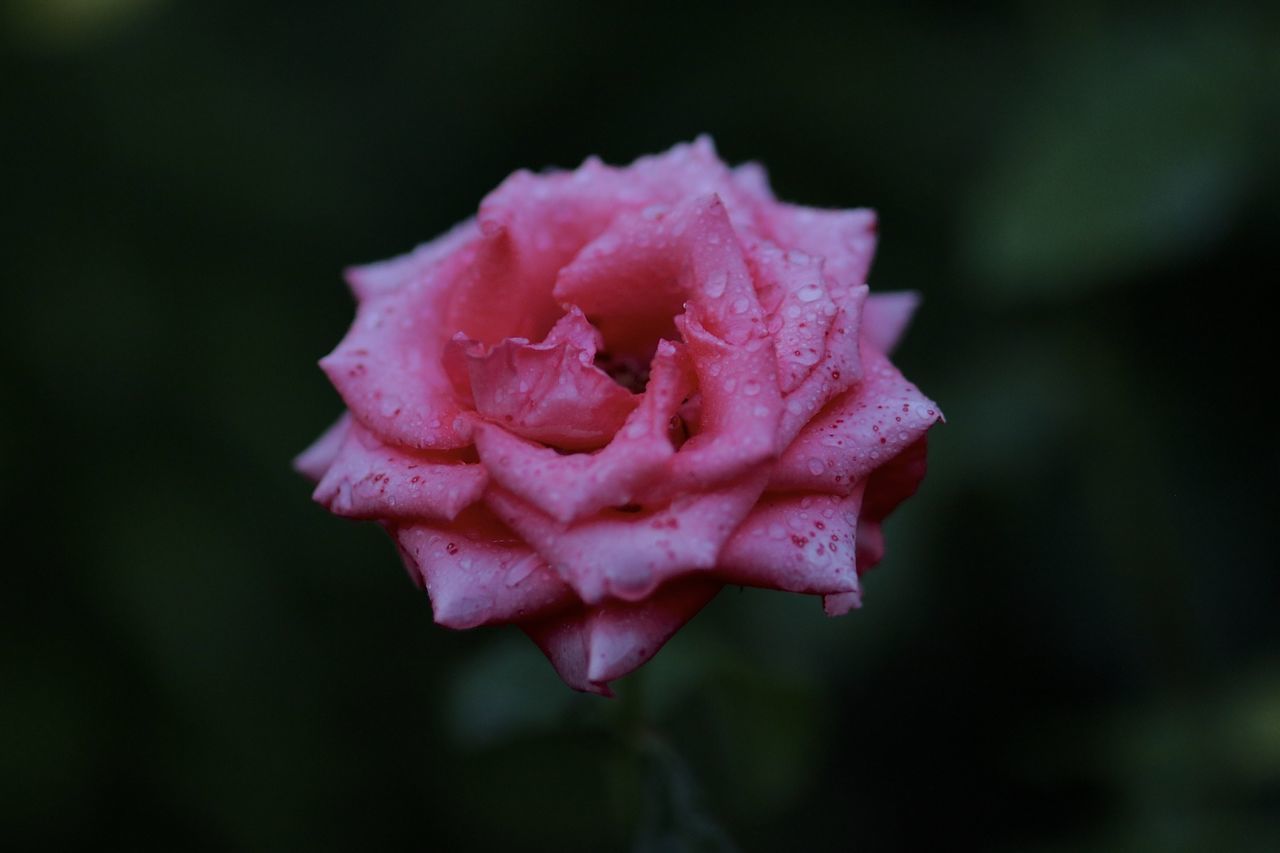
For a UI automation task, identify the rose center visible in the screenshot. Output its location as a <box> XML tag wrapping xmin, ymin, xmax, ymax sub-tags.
<box><xmin>593</xmin><ymin>351</ymin><xmax>652</xmax><ymax>394</ymax></box>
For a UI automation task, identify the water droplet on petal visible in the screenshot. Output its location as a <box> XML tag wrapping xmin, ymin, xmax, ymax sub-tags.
<box><xmin>796</xmin><ymin>283</ymin><xmax>823</xmax><ymax>303</ymax></box>
<box><xmin>704</xmin><ymin>272</ymin><xmax>728</xmax><ymax>298</ymax></box>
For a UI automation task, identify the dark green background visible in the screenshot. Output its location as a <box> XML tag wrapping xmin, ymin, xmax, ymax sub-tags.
<box><xmin>3</xmin><ymin>1</ymin><xmax>1277</xmax><ymax>850</ymax></box>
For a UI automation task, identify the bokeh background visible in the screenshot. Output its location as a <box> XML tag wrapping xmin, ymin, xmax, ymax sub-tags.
<box><xmin>3</xmin><ymin>1</ymin><xmax>1278</xmax><ymax>850</ymax></box>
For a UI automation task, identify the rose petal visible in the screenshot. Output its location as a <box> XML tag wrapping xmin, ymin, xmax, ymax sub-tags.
<box><xmin>448</xmin><ymin>309</ymin><xmax>639</xmax><ymax>451</ymax></box>
<box><xmin>862</xmin><ymin>291</ymin><xmax>920</xmax><ymax>354</ymax></box>
<box><xmin>760</xmin><ymin>204</ymin><xmax>878</xmax><ymax>289</ymax></box>
<box><xmin>442</xmin><ymin>223</ymin><xmax>564</xmax><ymax>345</ymax></box>
<box><xmin>747</xmin><ymin>241</ymin><xmax>838</xmax><ymax>393</ymax></box>
<box><xmin>320</xmin><ymin>231</ymin><xmax>481</xmax><ymax>450</ymax></box>
<box><xmin>821</xmin><ymin>438</ymin><xmax>926</xmax><ymax>616</ymax></box>
<box><xmin>636</xmin><ymin>311</ymin><xmax>780</xmax><ymax>502</ymax></box>
<box><xmin>828</xmin><ymin>435</ymin><xmax>929</xmax><ymax>616</ymax></box>
<box><xmin>856</xmin><ymin>519</ymin><xmax>887</xmax><ymax>576</ymax></box>
<box><xmin>772</xmin><ymin>347</ymin><xmax>940</xmax><ymax>495</ymax></box>
<box><xmin>466</xmin><ymin>137</ymin><xmax>768</xmax><ymax>359</ymax></box>
<box><xmin>473</xmin><ymin>340</ymin><xmax>695</xmax><ymax>522</ymax></box>
<box><xmin>395</xmin><ymin>511</ymin><xmax>575</xmax><ymax>629</ymax></box>
<box><xmin>553</xmin><ymin>195</ymin><xmax>783</xmax><ymax>497</ymax></box>
<box><xmin>553</xmin><ymin>194</ymin><xmax>768</xmax><ymax>354</ymax></box>
<box><xmin>730</xmin><ymin>161</ymin><xmax>776</xmax><ymax>208</ymax></box>
<box><xmin>776</xmin><ymin>285</ymin><xmax>868</xmax><ymax>449</ymax></box>
<box><xmin>716</xmin><ymin>486</ymin><xmax>864</xmax><ymax>596</ymax></box>
<box><xmin>486</xmin><ymin>472</ymin><xmax>768</xmax><ymax>605</ymax></box>
<box><xmin>293</xmin><ymin>413</ymin><xmax>352</xmax><ymax>482</ymax></box>
<box><xmin>823</xmin><ymin>591</ymin><xmax>862</xmax><ymax>617</ymax></box>
<box><xmin>522</xmin><ymin>577</ymin><xmax>720</xmax><ymax>694</ymax></box>
<box><xmin>481</xmin><ymin>137</ymin><xmax>764</xmax><ymax>293</ymax></box>
<box><xmin>312</xmin><ymin>420</ymin><xmax>487</xmax><ymax>521</ymax></box>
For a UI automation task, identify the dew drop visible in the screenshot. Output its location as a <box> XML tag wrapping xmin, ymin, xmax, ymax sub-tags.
<box><xmin>796</xmin><ymin>283</ymin><xmax>823</xmax><ymax>303</ymax></box>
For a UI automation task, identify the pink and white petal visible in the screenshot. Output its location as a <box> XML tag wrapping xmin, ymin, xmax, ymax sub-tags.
<box><xmin>293</xmin><ymin>413</ymin><xmax>352</xmax><ymax>482</ymax></box>
<box><xmin>320</xmin><ymin>235</ymin><xmax>479</xmax><ymax>450</ymax></box>
<box><xmin>522</xmin><ymin>577</ymin><xmax>720</xmax><ymax>694</ymax></box>
<box><xmin>776</xmin><ymin>286</ymin><xmax>868</xmax><ymax>449</ymax></box>
<box><xmin>772</xmin><ymin>347</ymin><xmax>940</xmax><ymax>495</ymax></box>
<box><xmin>395</xmin><ymin>513</ymin><xmax>576</xmax><ymax>630</ymax></box>
<box><xmin>312</xmin><ymin>420</ymin><xmax>487</xmax><ymax>521</ymax></box>
<box><xmin>716</xmin><ymin>486</ymin><xmax>864</xmax><ymax>597</ymax></box>
<box><xmin>473</xmin><ymin>341</ymin><xmax>695</xmax><ymax>522</ymax></box>
<box><xmin>747</xmin><ymin>241</ymin><xmax>838</xmax><ymax>393</ymax></box>
<box><xmin>453</xmin><ymin>329</ymin><xmax>638</xmax><ymax>452</ymax></box>
<box><xmin>761</xmin><ymin>204</ymin><xmax>878</xmax><ymax>289</ymax></box>
<box><xmin>862</xmin><ymin>291</ymin><xmax>920</xmax><ymax>355</ymax></box>
<box><xmin>487</xmin><ymin>472</ymin><xmax>767</xmax><ymax>606</ymax></box>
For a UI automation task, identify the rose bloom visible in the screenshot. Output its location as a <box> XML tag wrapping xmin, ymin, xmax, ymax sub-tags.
<box><xmin>297</xmin><ymin>138</ymin><xmax>941</xmax><ymax>695</ymax></box>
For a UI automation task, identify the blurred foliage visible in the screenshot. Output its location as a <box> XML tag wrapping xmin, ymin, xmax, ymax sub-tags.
<box><xmin>2</xmin><ymin>0</ymin><xmax>1278</xmax><ymax>851</ymax></box>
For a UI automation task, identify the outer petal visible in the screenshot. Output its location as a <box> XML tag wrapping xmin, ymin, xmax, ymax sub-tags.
<box><xmin>486</xmin><ymin>472</ymin><xmax>768</xmax><ymax>605</ymax></box>
<box><xmin>448</xmin><ymin>308</ymin><xmax>638</xmax><ymax>451</ymax></box>
<box><xmin>747</xmin><ymin>241</ymin><xmax>838</xmax><ymax>394</ymax></box>
<box><xmin>312</xmin><ymin>420</ymin><xmax>487</xmax><ymax>521</ymax></box>
<box><xmin>776</xmin><ymin>285</ymin><xmax>867</xmax><ymax>449</ymax></box>
<box><xmin>320</xmin><ymin>226</ymin><xmax>481</xmax><ymax>450</ymax></box>
<box><xmin>394</xmin><ymin>511</ymin><xmax>576</xmax><ymax>629</ymax></box>
<box><xmin>473</xmin><ymin>340</ymin><xmax>695</xmax><ymax>522</ymax></box>
<box><xmin>824</xmin><ymin>437</ymin><xmax>930</xmax><ymax>615</ymax></box>
<box><xmin>715</xmin><ymin>486</ymin><xmax>864</xmax><ymax>597</ymax></box>
<box><xmin>522</xmin><ymin>577</ymin><xmax>720</xmax><ymax>695</ymax></box>
<box><xmin>759</xmin><ymin>203</ymin><xmax>878</xmax><ymax>289</ymax></box>
<box><xmin>772</xmin><ymin>347</ymin><xmax>940</xmax><ymax>495</ymax></box>
<box><xmin>823</xmin><ymin>591</ymin><xmax>862</xmax><ymax>617</ymax></box>
<box><xmin>293</xmin><ymin>413</ymin><xmax>352</xmax><ymax>482</ymax></box>
<box><xmin>862</xmin><ymin>291</ymin><xmax>920</xmax><ymax>354</ymax></box>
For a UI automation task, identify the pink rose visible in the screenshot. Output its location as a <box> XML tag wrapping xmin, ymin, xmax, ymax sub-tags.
<box><xmin>297</xmin><ymin>137</ymin><xmax>941</xmax><ymax>695</ymax></box>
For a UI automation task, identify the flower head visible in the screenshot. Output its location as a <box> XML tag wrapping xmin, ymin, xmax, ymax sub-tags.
<box><xmin>298</xmin><ymin>138</ymin><xmax>941</xmax><ymax>694</ymax></box>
